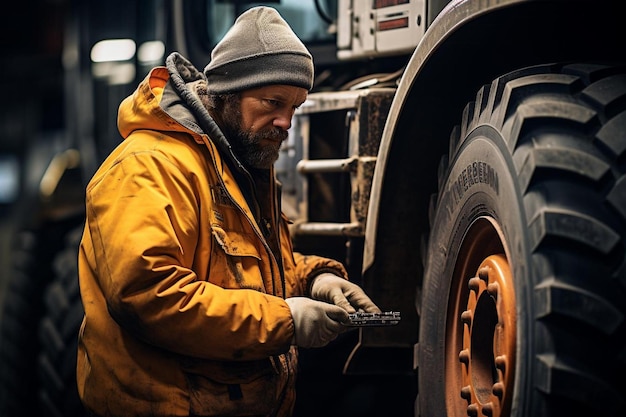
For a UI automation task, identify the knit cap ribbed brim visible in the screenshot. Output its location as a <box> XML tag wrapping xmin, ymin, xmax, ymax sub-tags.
<box><xmin>204</xmin><ymin>6</ymin><xmax>314</xmax><ymax>94</ymax></box>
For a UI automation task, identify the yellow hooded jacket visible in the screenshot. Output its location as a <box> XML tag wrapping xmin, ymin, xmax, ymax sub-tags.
<box><xmin>77</xmin><ymin>54</ymin><xmax>347</xmax><ymax>417</ymax></box>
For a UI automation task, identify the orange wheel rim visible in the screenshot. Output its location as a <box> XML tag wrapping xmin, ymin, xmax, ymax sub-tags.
<box><xmin>445</xmin><ymin>218</ymin><xmax>516</xmax><ymax>417</ymax></box>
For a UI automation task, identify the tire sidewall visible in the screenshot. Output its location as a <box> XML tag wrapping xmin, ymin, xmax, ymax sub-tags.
<box><xmin>418</xmin><ymin>125</ymin><xmax>532</xmax><ymax>417</ymax></box>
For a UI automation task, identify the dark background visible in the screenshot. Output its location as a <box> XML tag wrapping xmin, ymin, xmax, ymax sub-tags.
<box><xmin>1</xmin><ymin>0</ymin><xmax>66</xmax><ymax>304</ymax></box>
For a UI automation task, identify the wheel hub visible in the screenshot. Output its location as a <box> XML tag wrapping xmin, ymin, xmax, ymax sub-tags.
<box><xmin>458</xmin><ymin>254</ymin><xmax>516</xmax><ymax>417</ymax></box>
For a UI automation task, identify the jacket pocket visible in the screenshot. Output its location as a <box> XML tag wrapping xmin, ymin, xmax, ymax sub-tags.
<box><xmin>211</xmin><ymin>225</ymin><xmax>261</xmax><ymax>259</ymax></box>
<box><xmin>210</xmin><ymin>225</ymin><xmax>267</xmax><ymax>291</ymax></box>
<box><xmin>181</xmin><ymin>357</ymin><xmax>285</xmax><ymax>416</ymax></box>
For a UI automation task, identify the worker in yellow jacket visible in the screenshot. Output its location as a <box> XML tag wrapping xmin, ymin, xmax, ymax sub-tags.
<box><xmin>77</xmin><ymin>6</ymin><xmax>381</xmax><ymax>417</ymax></box>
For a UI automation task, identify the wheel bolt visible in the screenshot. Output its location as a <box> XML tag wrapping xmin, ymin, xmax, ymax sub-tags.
<box><xmin>487</xmin><ymin>282</ymin><xmax>499</xmax><ymax>297</ymax></box>
<box><xmin>461</xmin><ymin>310</ymin><xmax>473</xmax><ymax>324</ymax></box>
<box><xmin>469</xmin><ymin>277</ymin><xmax>481</xmax><ymax>291</ymax></box>
<box><xmin>495</xmin><ymin>355</ymin><xmax>507</xmax><ymax>372</ymax></box>
<box><xmin>478</xmin><ymin>266</ymin><xmax>490</xmax><ymax>280</ymax></box>
<box><xmin>492</xmin><ymin>381</ymin><xmax>504</xmax><ymax>397</ymax></box>
<box><xmin>459</xmin><ymin>348</ymin><xmax>470</xmax><ymax>364</ymax></box>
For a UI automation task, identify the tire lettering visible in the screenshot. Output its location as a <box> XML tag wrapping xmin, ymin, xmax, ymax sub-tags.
<box><xmin>444</xmin><ymin>161</ymin><xmax>499</xmax><ymax>217</ymax></box>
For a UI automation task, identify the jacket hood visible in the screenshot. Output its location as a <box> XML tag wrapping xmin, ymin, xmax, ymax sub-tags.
<box><xmin>117</xmin><ymin>52</ymin><xmax>247</xmax><ymax>173</ymax></box>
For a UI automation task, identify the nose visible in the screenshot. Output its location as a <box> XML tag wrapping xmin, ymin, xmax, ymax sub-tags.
<box><xmin>273</xmin><ymin>109</ymin><xmax>293</xmax><ymax>131</ymax></box>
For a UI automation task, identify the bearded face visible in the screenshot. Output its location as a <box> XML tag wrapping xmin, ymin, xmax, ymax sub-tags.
<box><xmin>219</xmin><ymin>95</ymin><xmax>288</xmax><ymax>170</ymax></box>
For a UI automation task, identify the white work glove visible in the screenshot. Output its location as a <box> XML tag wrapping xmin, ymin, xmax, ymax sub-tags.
<box><xmin>310</xmin><ymin>273</ymin><xmax>382</xmax><ymax>314</ymax></box>
<box><xmin>285</xmin><ymin>297</ymin><xmax>350</xmax><ymax>348</ymax></box>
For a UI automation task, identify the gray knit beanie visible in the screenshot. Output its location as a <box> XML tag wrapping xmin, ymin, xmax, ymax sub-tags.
<box><xmin>204</xmin><ymin>6</ymin><xmax>314</xmax><ymax>94</ymax></box>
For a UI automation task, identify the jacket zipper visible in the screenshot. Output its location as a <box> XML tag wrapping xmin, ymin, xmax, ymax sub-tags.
<box><xmin>204</xmin><ymin>135</ymin><xmax>285</xmax><ymax>297</ymax></box>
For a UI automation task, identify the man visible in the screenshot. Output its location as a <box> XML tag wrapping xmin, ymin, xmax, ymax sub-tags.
<box><xmin>77</xmin><ymin>6</ymin><xmax>381</xmax><ymax>417</ymax></box>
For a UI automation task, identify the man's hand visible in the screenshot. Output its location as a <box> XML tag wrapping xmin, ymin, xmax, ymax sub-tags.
<box><xmin>310</xmin><ymin>273</ymin><xmax>382</xmax><ymax>314</ymax></box>
<box><xmin>285</xmin><ymin>297</ymin><xmax>350</xmax><ymax>348</ymax></box>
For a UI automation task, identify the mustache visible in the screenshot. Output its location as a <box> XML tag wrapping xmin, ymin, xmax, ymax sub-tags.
<box><xmin>256</xmin><ymin>128</ymin><xmax>288</xmax><ymax>142</ymax></box>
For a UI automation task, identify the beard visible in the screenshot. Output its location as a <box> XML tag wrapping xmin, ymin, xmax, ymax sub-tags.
<box><xmin>220</xmin><ymin>98</ymin><xmax>288</xmax><ymax>170</ymax></box>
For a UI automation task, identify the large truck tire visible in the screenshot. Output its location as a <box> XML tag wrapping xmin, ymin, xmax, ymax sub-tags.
<box><xmin>418</xmin><ymin>63</ymin><xmax>626</xmax><ymax>417</ymax></box>
<box><xmin>0</xmin><ymin>217</ymin><xmax>82</xmax><ymax>416</ymax></box>
<box><xmin>0</xmin><ymin>230</ymin><xmax>49</xmax><ymax>416</ymax></box>
<box><xmin>38</xmin><ymin>224</ymin><xmax>85</xmax><ymax>417</ymax></box>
